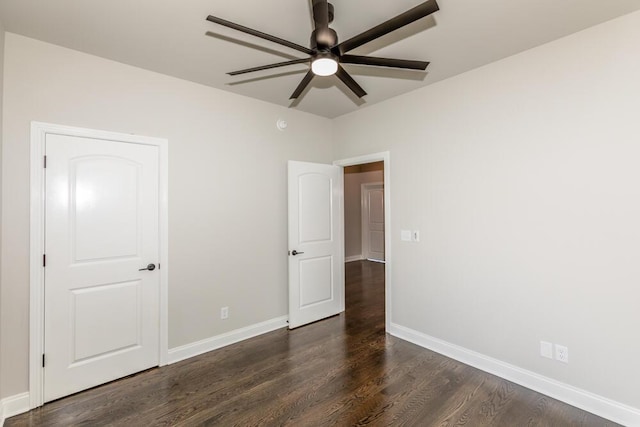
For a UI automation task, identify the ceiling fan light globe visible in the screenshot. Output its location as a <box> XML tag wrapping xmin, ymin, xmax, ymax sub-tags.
<box><xmin>312</xmin><ymin>57</ymin><xmax>338</xmax><ymax>76</ymax></box>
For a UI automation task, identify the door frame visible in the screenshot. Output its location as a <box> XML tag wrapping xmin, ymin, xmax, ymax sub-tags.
<box><xmin>334</xmin><ymin>152</ymin><xmax>390</xmax><ymax>331</ymax></box>
<box><xmin>29</xmin><ymin>122</ymin><xmax>170</xmax><ymax>409</ymax></box>
<box><xmin>361</xmin><ymin>182</ymin><xmax>384</xmax><ymax>262</ymax></box>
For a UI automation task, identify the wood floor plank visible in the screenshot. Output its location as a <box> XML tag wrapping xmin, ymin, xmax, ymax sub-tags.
<box><xmin>6</xmin><ymin>261</ymin><xmax>618</xmax><ymax>426</ymax></box>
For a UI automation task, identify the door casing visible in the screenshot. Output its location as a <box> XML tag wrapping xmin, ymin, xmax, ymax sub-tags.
<box><xmin>334</xmin><ymin>152</ymin><xmax>390</xmax><ymax>330</ymax></box>
<box><xmin>29</xmin><ymin>122</ymin><xmax>169</xmax><ymax>408</ymax></box>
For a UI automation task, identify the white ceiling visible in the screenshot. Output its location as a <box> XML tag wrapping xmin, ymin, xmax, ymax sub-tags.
<box><xmin>1</xmin><ymin>0</ymin><xmax>640</xmax><ymax>118</ymax></box>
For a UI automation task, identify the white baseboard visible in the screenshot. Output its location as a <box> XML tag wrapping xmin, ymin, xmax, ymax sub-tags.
<box><xmin>1</xmin><ymin>392</ymin><xmax>30</xmax><ymax>426</ymax></box>
<box><xmin>168</xmin><ymin>315</ymin><xmax>289</xmax><ymax>364</ymax></box>
<box><xmin>345</xmin><ymin>255</ymin><xmax>364</xmax><ymax>263</ymax></box>
<box><xmin>389</xmin><ymin>323</ymin><xmax>639</xmax><ymax>426</ymax></box>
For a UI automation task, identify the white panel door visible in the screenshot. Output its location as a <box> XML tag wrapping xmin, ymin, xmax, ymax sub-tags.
<box><xmin>362</xmin><ymin>183</ymin><xmax>385</xmax><ymax>262</ymax></box>
<box><xmin>288</xmin><ymin>161</ymin><xmax>344</xmax><ymax>329</ymax></box>
<box><xmin>44</xmin><ymin>133</ymin><xmax>160</xmax><ymax>402</ymax></box>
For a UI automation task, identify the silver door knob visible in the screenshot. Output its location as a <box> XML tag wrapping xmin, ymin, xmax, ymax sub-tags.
<box><xmin>139</xmin><ymin>263</ymin><xmax>156</xmax><ymax>271</ymax></box>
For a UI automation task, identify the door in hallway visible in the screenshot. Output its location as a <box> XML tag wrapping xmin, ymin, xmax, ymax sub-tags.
<box><xmin>362</xmin><ymin>183</ymin><xmax>385</xmax><ymax>262</ymax></box>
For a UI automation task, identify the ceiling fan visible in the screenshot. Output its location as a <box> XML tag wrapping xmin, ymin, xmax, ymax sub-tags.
<box><xmin>206</xmin><ymin>0</ymin><xmax>440</xmax><ymax>100</ymax></box>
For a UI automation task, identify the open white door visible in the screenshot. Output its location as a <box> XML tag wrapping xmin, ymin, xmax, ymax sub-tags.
<box><xmin>288</xmin><ymin>161</ymin><xmax>344</xmax><ymax>329</ymax></box>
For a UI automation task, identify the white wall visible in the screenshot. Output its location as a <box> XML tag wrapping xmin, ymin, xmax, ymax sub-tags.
<box><xmin>0</xmin><ymin>33</ymin><xmax>333</xmax><ymax>398</ymax></box>
<box><xmin>0</xmin><ymin>19</ymin><xmax>5</xmax><ymax>401</ymax></box>
<box><xmin>344</xmin><ymin>165</ymin><xmax>383</xmax><ymax>259</ymax></box>
<box><xmin>333</xmin><ymin>10</ymin><xmax>640</xmax><ymax>409</ymax></box>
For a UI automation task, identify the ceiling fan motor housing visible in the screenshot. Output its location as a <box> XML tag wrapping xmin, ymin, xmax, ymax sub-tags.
<box><xmin>311</xmin><ymin>27</ymin><xmax>338</xmax><ymax>50</ymax></box>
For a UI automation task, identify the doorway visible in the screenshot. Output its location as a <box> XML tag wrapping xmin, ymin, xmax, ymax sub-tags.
<box><xmin>334</xmin><ymin>153</ymin><xmax>390</xmax><ymax>330</ymax></box>
<box><xmin>344</xmin><ymin>163</ymin><xmax>384</xmax><ymax>263</ymax></box>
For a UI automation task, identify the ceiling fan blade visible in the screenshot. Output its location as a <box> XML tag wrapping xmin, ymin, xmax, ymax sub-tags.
<box><xmin>341</xmin><ymin>55</ymin><xmax>429</xmax><ymax>70</ymax></box>
<box><xmin>228</xmin><ymin>58</ymin><xmax>310</xmax><ymax>76</ymax></box>
<box><xmin>312</xmin><ymin>0</ymin><xmax>330</xmax><ymax>29</ymax></box>
<box><xmin>335</xmin><ymin>0</ymin><xmax>439</xmax><ymax>55</ymax></box>
<box><xmin>207</xmin><ymin>15</ymin><xmax>313</xmax><ymax>55</ymax></box>
<box><xmin>290</xmin><ymin>70</ymin><xmax>315</xmax><ymax>99</ymax></box>
<box><xmin>335</xmin><ymin>65</ymin><xmax>367</xmax><ymax>98</ymax></box>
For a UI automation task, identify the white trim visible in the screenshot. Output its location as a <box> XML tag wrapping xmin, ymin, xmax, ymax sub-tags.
<box><xmin>29</xmin><ymin>123</ymin><xmax>46</xmax><ymax>409</ymax></box>
<box><xmin>168</xmin><ymin>316</ymin><xmax>289</xmax><ymax>364</ymax></box>
<box><xmin>1</xmin><ymin>393</ymin><xmax>30</xmax><ymax>426</ymax></box>
<box><xmin>158</xmin><ymin>130</ymin><xmax>170</xmax><ymax>367</ymax></box>
<box><xmin>361</xmin><ymin>182</ymin><xmax>384</xmax><ymax>262</ymax></box>
<box><xmin>334</xmin><ymin>152</ymin><xmax>391</xmax><ymax>332</ymax></box>
<box><xmin>345</xmin><ymin>255</ymin><xmax>364</xmax><ymax>263</ymax></box>
<box><xmin>389</xmin><ymin>323</ymin><xmax>640</xmax><ymax>426</ymax></box>
<box><xmin>29</xmin><ymin>122</ymin><xmax>170</xmax><ymax>408</ymax></box>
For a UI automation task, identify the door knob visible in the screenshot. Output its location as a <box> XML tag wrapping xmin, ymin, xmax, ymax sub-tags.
<box><xmin>139</xmin><ymin>263</ymin><xmax>156</xmax><ymax>271</ymax></box>
<box><xmin>291</xmin><ymin>250</ymin><xmax>304</xmax><ymax>256</ymax></box>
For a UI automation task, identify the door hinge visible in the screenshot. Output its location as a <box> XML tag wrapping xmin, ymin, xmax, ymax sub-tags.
<box><xmin>43</xmin><ymin>254</ymin><xmax>46</xmax><ymax>267</ymax></box>
<box><xmin>44</xmin><ymin>155</ymin><xmax>47</xmax><ymax>168</ymax></box>
<box><xmin>42</xmin><ymin>354</ymin><xmax>46</xmax><ymax>368</ymax></box>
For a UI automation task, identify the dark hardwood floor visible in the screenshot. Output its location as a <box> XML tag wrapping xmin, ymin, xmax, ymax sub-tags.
<box><xmin>8</xmin><ymin>261</ymin><xmax>616</xmax><ymax>426</ymax></box>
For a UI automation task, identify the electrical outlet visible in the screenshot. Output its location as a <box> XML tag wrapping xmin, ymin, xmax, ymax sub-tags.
<box><xmin>412</xmin><ymin>230</ymin><xmax>420</xmax><ymax>242</ymax></box>
<box><xmin>540</xmin><ymin>341</ymin><xmax>553</xmax><ymax>359</ymax></box>
<box><xmin>555</xmin><ymin>344</ymin><xmax>569</xmax><ymax>363</ymax></box>
<box><xmin>220</xmin><ymin>306</ymin><xmax>229</xmax><ymax>320</ymax></box>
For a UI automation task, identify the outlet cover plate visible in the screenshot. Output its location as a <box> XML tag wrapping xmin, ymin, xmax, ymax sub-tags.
<box><xmin>555</xmin><ymin>344</ymin><xmax>569</xmax><ymax>363</ymax></box>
